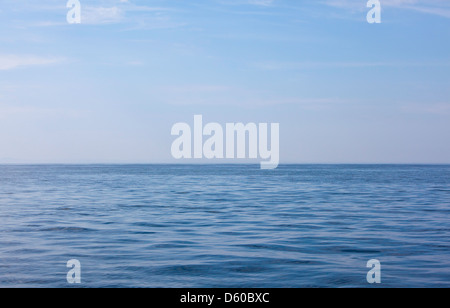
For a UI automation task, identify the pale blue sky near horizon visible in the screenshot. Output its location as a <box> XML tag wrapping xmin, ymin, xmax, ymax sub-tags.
<box><xmin>0</xmin><ymin>0</ymin><xmax>449</xmax><ymax>164</ymax></box>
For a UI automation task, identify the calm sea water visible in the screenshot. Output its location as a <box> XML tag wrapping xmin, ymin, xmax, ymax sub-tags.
<box><xmin>0</xmin><ymin>165</ymin><xmax>449</xmax><ymax>288</ymax></box>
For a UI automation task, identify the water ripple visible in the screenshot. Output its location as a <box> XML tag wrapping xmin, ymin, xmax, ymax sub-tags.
<box><xmin>0</xmin><ymin>164</ymin><xmax>449</xmax><ymax>287</ymax></box>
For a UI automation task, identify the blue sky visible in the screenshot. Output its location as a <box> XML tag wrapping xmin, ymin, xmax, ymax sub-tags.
<box><xmin>0</xmin><ymin>0</ymin><xmax>449</xmax><ymax>163</ymax></box>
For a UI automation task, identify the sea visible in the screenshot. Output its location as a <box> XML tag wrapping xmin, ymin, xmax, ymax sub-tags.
<box><xmin>0</xmin><ymin>164</ymin><xmax>449</xmax><ymax>287</ymax></box>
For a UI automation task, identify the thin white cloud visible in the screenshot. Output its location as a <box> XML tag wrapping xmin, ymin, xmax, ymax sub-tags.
<box><xmin>401</xmin><ymin>102</ymin><xmax>450</xmax><ymax>115</ymax></box>
<box><xmin>0</xmin><ymin>55</ymin><xmax>64</xmax><ymax>70</ymax></box>
<box><xmin>216</xmin><ymin>0</ymin><xmax>276</xmax><ymax>7</ymax></box>
<box><xmin>406</xmin><ymin>5</ymin><xmax>450</xmax><ymax>18</ymax></box>
<box><xmin>253</xmin><ymin>61</ymin><xmax>450</xmax><ymax>70</ymax></box>
<box><xmin>249</xmin><ymin>0</ymin><xmax>275</xmax><ymax>6</ymax></box>
<box><xmin>77</xmin><ymin>4</ymin><xmax>177</xmax><ymax>27</ymax></box>
<box><xmin>0</xmin><ymin>105</ymin><xmax>85</xmax><ymax>119</ymax></box>
<box><xmin>16</xmin><ymin>1</ymin><xmax>173</xmax><ymax>27</ymax></box>
<box><xmin>82</xmin><ymin>6</ymin><xmax>123</xmax><ymax>25</ymax></box>
<box><xmin>323</xmin><ymin>0</ymin><xmax>450</xmax><ymax>18</ymax></box>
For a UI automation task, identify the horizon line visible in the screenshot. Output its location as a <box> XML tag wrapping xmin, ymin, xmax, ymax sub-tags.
<box><xmin>1</xmin><ymin>163</ymin><xmax>449</xmax><ymax>166</ymax></box>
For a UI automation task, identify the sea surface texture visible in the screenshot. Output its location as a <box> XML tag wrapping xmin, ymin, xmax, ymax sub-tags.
<box><xmin>0</xmin><ymin>165</ymin><xmax>449</xmax><ymax>287</ymax></box>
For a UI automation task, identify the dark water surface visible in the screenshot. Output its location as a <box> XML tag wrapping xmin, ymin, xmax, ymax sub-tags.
<box><xmin>0</xmin><ymin>165</ymin><xmax>449</xmax><ymax>287</ymax></box>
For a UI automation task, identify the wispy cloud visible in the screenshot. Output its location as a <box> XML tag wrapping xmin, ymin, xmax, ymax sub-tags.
<box><xmin>0</xmin><ymin>55</ymin><xmax>64</xmax><ymax>70</ymax></box>
<box><xmin>323</xmin><ymin>0</ymin><xmax>450</xmax><ymax>18</ymax></box>
<box><xmin>0</xmin><ymin>104</ymin><xmax>87</xmax><ymax>119</ymax></box>
<box><xmin>76</xmin><ymin>3</ymin><xmax>179</xmax><ymax>28</ymax></box>
<box><xmin>401</xmin><ymin>102</ymin><xmax>450</xmax><ymax>115</ymax></box>
<box><xmin>217</xmin><ymin>0</ymin><xmax>276</xmax><ymax>6</ymax></box>
<box><xmin>406</xmin><ymin>5</ymin><xmax>450</xmax><ymax>18</ymax></box>
<box><xmin>12</xmin><ymin>1</ymin><xmax>174</xmax><ymax>27</ymax></box>
<box><xmin>248</xmin><ymin>0</ymin><xmax>275</xmax><ymax>6</ymax></box>
<box><xmin>82</xmin><ymin>6</ymin><xmax>124</xmax><ymax>25</ymax></box>
<box><xmin>253</xmin><ymin>61</ymin><xmax>450</xmax><ymax>70</ymax></box>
